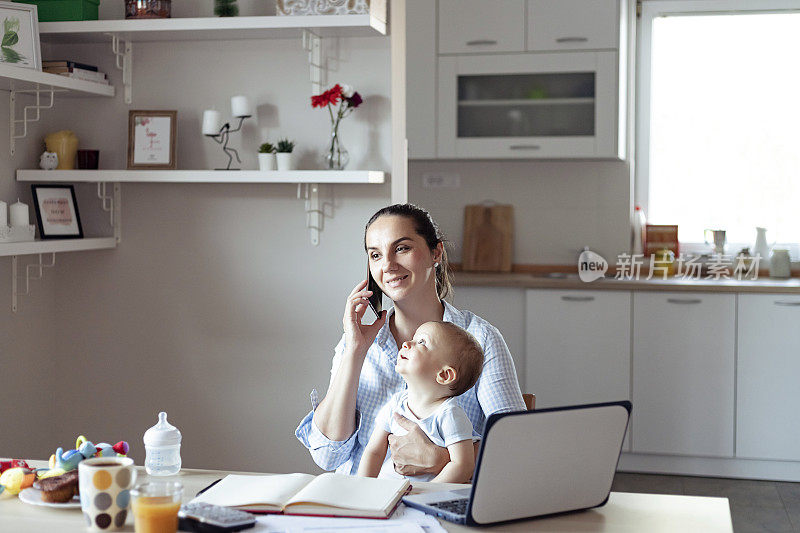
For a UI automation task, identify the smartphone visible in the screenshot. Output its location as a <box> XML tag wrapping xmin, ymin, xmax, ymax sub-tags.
<box><xmin>366</xmin><ymin>262</ymin><xmax>383</xmax><ymax>321</ymax></box>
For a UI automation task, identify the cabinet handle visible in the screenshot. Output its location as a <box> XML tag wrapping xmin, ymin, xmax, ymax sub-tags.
<box><xmin>466</xmin><ymin>39</ymin><xmax>499</xmax><ymax>46</ymax></box>
<box><xmin>556</xmin><ymin>37</ymin><xmax>589</xmax><ymax>43</ymax></box>
<box><xmin>510</xmin><ymin>145</ymin><xmax>541</xmax><ymax>150</ymax></box>
<box><xmin>666</xmin><ymin>298</ymin><xmax>702</xmax><ymax>304</ymax></box>
<box><xmin>774</xmin><ymin>301</ymin><xmax>800</xmax><ymax>307</ymax></box>
<box><xmin>561</xmin><ymin>296</ymin><xmax>595</xmax><ymax>302</ymax></box>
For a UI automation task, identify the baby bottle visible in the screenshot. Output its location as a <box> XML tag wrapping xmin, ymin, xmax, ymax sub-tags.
<box><xmin>143</xmin><ymin>412</ymin><xmax>182</xmax><ymax>476</ymax></box>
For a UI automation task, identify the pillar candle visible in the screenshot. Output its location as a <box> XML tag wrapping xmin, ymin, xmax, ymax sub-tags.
<box><xmin>231</xmin><ymin>96</ymin><xmax>252</xmax><ymax>118</ymax></box>
<box><xmin>202</xmin><ymin>110</ymin><xmax>222</xmax><ymax>135</ymax></box>
<box><xmin>0</xmin><ymin>200</ymin><xmax>6</xmax><ymax>227</ymax></box>
<box><xmin>10</xmin><ymin>200</ymin><xmax>28</xmax><ymax>227</ymax></box>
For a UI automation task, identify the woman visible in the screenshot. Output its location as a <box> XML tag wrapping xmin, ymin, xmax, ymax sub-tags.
<box><xmin>296</xmin><ymin>204</ymin><xmax>525</xmax><ymax>477</ymax></box>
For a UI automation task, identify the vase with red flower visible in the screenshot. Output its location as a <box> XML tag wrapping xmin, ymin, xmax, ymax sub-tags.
<box><xmin>311</xmin><ymin>84</ymin><xmax>363</xmax><ymax>170</ymax></box>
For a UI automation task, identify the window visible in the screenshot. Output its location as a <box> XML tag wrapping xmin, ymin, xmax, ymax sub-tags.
<box><xmin>637</xmin><ymin>0</ymin><xmax>800</xmax><ymax>256</ymax></box>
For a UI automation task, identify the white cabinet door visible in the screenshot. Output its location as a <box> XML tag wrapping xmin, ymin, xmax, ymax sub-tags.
<box><xmin>527</xmin><ymin>0</ymin><xmax>619</xmax><ymax>51</ymax></box>
<box><xmin>737</xmin><ymin>294</ymin><xmax>800</xmax><ymax>461</ymax></box>
<box><xmin>439</xmin><ymin>0</ymin><xmax>525</xmax><ymax>54</ymax></box>
<box><xmin>437</xmin><ymin>51</ymin><xmax>619</xmax><ymax>159</ymax></box>
<box><xmin>632</xmin><ymin>293</ymin><xmax>735</xmax><ymax>457</ymax></box>
<box><xmin>406</xmin><ymin>0</ymin><xmax>437</xmax><ymax>159</ymax></box>
<box><xmin>526</xmin><ymin>289</ymin><xmax>631</xmax><ymax>409</ymax></box>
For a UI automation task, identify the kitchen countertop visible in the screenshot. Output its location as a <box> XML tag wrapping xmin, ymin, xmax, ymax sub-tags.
<box><xmin>453</xmin><ymin>271</ymin><xmax>800</xmax><ymax>293</ymax></box>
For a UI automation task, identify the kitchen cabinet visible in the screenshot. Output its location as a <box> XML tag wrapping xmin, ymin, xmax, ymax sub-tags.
<box><xmin>526</xmin><ymin>289</ymin><xmax>631</xmax><ymax>408</ymax></box>
<box><xmin>438</xmin><ymin>0</ymin><xmax>525</xmax><ymax>54</ymax></box>
<box><xmin>408</xmin><ymin>0</ymin><xmax>628</xmax><ymax>159</ymax></box>
<box><xmin>527</xmin><ymin>0</ymin><xmax>619</xmax><ymax>52</ymax></box>
<box><xmin>437</xmin><ymin>51</ymin><xmax>620</xmax><ymax>158</ymax></box>
<box><xmin>737</xmin><ymin>293</ymin><xmax>800</xmax><ymax>461</ymax></box>
<box><xmin>525</xmin><ymin>289</ymin><xmax>631</xmax><ymax>449</ymax></box>
<box><xmin>632</xmin><ymin>292</ymin><xmax>735</xmax><ymax>458</ymax></box>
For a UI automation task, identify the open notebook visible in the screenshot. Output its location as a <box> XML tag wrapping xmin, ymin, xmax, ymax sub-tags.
<box><xmin>190</xmin><ymin>473</ymin><xmax>410</xmax><ymax>519</ymax></box>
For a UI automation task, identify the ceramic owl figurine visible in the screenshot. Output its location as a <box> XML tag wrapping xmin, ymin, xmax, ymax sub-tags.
<box><xmin>39</xmin><ymin>151</ymin><xmax>58</xmax><ymax>170</ymax></box>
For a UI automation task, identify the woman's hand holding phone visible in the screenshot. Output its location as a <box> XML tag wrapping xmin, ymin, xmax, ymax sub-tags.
<box><xmin>343</xmin><ymin>280</ymin><xmax>387</xmax><ymax>359</ymax></box>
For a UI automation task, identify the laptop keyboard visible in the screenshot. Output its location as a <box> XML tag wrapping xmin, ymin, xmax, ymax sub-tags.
<box><xmin>429</xmin><ymin>498</ymin><xmax>468</xmax><ymax>515</ymax></box>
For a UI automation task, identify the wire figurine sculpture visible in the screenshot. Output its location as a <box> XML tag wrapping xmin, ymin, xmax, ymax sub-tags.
<box><xmin>205</xmin><ymin>115</ymin><xmax>250</xmax><ymax>170</ymax></box>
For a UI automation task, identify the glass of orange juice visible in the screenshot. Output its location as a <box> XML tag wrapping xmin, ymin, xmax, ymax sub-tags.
<box><xmin>131</xmin><ymin>481</ymin><xmax>183</xmax><ymax>533</ymax></box>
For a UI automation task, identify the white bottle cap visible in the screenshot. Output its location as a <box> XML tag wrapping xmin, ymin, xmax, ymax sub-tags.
<box><xmin>143</xmin><ymin>412</ymin><xmax>182</xmax><ymax>446</ymax></box>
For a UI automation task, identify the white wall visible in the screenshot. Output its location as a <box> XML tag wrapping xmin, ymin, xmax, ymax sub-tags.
<box><xmin>1</xmin><ymin>0</ymin><xmax>392</xmax><ymax>472</ymax></box>
<box><xmin>409</xmin><ymin>159</ymin><xmax>631</xmax><ymax>266</ymax></box>
<box><xmin>0</xmin><ymin>101</ymin><xmax>61</xmax><ymax>461</ymax></box>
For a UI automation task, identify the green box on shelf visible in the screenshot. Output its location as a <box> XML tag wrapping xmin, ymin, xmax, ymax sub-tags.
<box><xmin>13</xmin><ymin>0</ymin><xmax>100</xmax><ymax>22</ymax></box>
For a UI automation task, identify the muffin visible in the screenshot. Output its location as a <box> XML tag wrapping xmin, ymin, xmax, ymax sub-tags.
<box><xmin>39</xmin><ymin>470</ymin><xmax>79</xmax><ymax>503</ymax></box>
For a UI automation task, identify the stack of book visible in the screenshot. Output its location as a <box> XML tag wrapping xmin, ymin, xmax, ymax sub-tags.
<box><xmin>42</xmin><ymin>60</ymin><xmax>109</xmax><ymax>85</ymax></box>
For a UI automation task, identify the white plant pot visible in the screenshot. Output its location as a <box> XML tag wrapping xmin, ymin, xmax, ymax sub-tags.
<box><xmin>276</xmin><ymin>152</ymin><xmax>295</xmax><ymax>171</ymax></box>
<box><xmin>258</xmin><ymin>153</ymin><xmax>276</xmax><ymax>171</ymax></box>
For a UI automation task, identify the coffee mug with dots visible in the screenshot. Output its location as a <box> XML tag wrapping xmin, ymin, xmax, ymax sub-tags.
<box><xmin>78</xmin><ymin>457</ymin><xmax>137</xmax><ymax>531</ymax></box>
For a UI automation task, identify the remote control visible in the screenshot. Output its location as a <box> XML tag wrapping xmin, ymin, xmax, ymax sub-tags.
<box><xmin>178</xmin><ymin>502</ymin><xmax>256</xmax><ymax>532</ymax></box>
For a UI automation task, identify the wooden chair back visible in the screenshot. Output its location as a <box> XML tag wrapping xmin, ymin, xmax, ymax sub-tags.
<box><xmin>522</xmin><ymin>393</ymin><xmax>536</xmax><ymax>411</ymax></box>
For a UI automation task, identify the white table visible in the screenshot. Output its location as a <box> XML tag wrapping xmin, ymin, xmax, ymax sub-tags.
<box><xmin>0</xmin><ymin>461</ymin><xmax>732</xmax><ymax>532</ymax></box>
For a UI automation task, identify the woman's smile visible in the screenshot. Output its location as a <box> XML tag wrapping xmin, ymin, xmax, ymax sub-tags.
<box><xmin>384</xmin><ymin>274</ymin><xmax>409</xmax><ymax>288</ymax></box>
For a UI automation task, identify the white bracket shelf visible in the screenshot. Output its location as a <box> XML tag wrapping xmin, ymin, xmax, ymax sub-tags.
<box><xmin>1</xmin><ymin>64</ymin><xmax>115</xmax><ymax>155</ymax></box>
<box><xmin>12</xmin><ymin>253</ymin><xmax>55</xmax><ymax>313</ymax></box>
<box><xmin>9</xmin><ymin>87</ymin><xmax>55</xmax><ymax>155</ymax></box>
<box><xmin>302</xmin><ymin>30</ymin><xmax>325</xmax><ymax>95</ymax></box>
<box><xmin>298</xmin><ymin>183</ymin><xmax>334</xmax><ymax>246</ymax></box>
<box><xmin>5</xmin><ymin>184</ymin><xmax>120</xmax><ymax>312</ymax></box>
<box><xmin>110</xmin><ymin>34</ymin><xmax>133</xmax><ymax>104</ymax></box>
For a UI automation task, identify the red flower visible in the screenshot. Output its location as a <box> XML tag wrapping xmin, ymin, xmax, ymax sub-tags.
<box><xmin>311</xmin><ymin>84</ymin><xmax>344</xmax><ymax>108</ymax></box>
<box><xmin>311</xmin><ymin>94</ymin><xmax>327</xmax><ymax>108</ymax></box>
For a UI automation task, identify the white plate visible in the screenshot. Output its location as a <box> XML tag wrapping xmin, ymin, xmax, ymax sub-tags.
<box><xmin>19</xmin><ymin>487</ymin><xmax>81</xmax><ymax>509</ymax></box>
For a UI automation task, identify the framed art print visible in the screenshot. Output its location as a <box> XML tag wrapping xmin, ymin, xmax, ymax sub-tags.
<box><xmin>0</xmin><ymin>1</ymin><xmax>42</xmax><ymax>70</ymax></box>
<box><xmin>31</xmin><ymin>185</ymin><xmax>83</xmax><ymax>239</ymax></box>
<box><xmin>128</xmin><ymin>110</ymin><xmax>177</xmax><ymax>169</ymax></box>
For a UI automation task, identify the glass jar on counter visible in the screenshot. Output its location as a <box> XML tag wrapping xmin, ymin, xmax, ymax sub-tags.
<box><xmin>125</xmin><ymin>0</ymin><xmax>171</xmax><ymax>19</ymax></box>
<box><xmin>653</xmin><ymin>248</ymin><xmax>676</xmax><ymax>277</ymax></box>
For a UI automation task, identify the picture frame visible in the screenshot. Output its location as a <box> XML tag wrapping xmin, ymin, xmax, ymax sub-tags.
<box><xmin>31</xmin><ymin>185</ymin><xmax>83</xmax><ymax>239</ymax></box>
<box><xmin>0</xmin><ymin>1</ymin><xmax>42</xmax><ymax>70</ymax></box>
<box><xmin>127</xmin><ymin>110</ymin><xmax>177</xmax><ymax>169</ymax></box>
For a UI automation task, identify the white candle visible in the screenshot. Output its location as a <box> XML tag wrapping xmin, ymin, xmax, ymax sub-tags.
<box><xmin>0</xmin><ymin>200</ymin><xmax>6</xmax><ymax>227</ymax></box>
<box><xmin>231</xmin><ymin>95</ymin><xmax>252</xmax><ymax>118</ymax></box>
<box><xmin>202</xmin><ymin>110</ymin><xmax>222</xmax><ymax>135</ymax></box>
<box><xmin>10</xmin><ymin>199</ymin><xmax>28</xmax><ymax>227</ymax></box>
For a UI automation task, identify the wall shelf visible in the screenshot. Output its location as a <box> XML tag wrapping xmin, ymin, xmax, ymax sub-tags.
<box><xmin>17</xmin><ymin>169</ymin><xmax>386</xmax><ymax>184</ymax></box>
<box><xmin>0</xmin><ymin>64</ymin><xmax>115</xmax><ymax>97</ymax></box>
<box><xmin>37</xmin><ymin>15</ymin><xmax>387</xmax><ymax>44</ymax></box>
<box><xmin>0</xmin><ymin>237</ymin><xmax>117</xmax><ymax>257</ymax></box>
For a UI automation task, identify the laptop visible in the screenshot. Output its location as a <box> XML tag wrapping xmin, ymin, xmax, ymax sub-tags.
<box><xmin>402</xmin><ymin>400</ymin><xmax>631</xmax><ymax>527</ymax></box>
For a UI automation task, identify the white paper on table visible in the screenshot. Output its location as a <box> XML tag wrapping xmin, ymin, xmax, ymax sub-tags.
<box><xmin>255</xmin><ymin>504</ymin><xmax>447</xmax><ymax>533</ymax></box>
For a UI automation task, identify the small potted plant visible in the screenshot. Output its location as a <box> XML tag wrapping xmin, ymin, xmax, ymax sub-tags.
<box><xmin>276</xmin><ymin>138</ymin><xmax>296</xmax><ymax>171</ymax></box>
<box><xmin>258</xmin><ymin>142</ymin><xmax>276</xmax><ymax>171</ymax></box>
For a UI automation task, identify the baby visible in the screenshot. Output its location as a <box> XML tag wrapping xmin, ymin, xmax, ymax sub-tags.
<box><xmin>357</xmin><ymin>321</ymin><xmax>484</xmax><ymax>483</ymax></box>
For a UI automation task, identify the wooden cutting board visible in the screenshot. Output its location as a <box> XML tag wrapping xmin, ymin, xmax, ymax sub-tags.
<box><xmin>462</xmin><ymin>204</ymin><xmax>514</xmax><ymax>272</ymax></box>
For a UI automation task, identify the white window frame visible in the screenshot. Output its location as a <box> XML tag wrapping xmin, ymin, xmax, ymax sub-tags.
<box><xmin>636</xmin><ymin>0</ymin><xmax>800</xmax><ymax>253</ymax></box>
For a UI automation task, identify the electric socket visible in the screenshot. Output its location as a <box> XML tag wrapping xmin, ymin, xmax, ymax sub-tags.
<box><xmin>422</xmin><ymin>172</ymin><xmax>461</xmax><ymax>189</ymax></box>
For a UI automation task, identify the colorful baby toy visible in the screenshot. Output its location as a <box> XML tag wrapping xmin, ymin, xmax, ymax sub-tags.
<box><xmin>48</xmin><ymin>435</ymin><xmax>130</xmax><ymax>471</ymax></box>
<box><xmin>0</xmin><ymin>436</ymin><xmax>130</xmax><ymax>498</ymax></box>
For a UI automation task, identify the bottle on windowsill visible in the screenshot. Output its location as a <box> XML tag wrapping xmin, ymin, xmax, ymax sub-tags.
<box><xmin>632</xmin><ymin>206</ymin><xmax>646</xmax><ymax>256</ymax></box>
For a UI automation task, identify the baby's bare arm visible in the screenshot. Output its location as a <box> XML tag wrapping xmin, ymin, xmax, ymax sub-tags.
<box><xmin>357</xmin><ymin>428</ymin><xmax>390</xmax><ymax>477</ymax></box>
<box><xmin>429</xmin><ymin>440</ymin><xmax>475</xmax><ymax>483</ymax></box>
